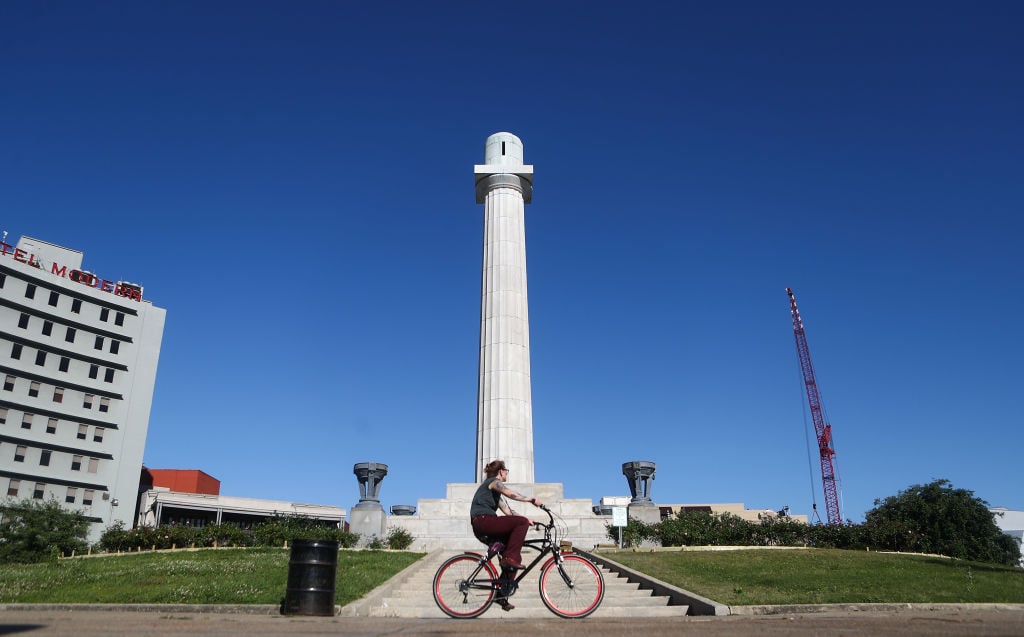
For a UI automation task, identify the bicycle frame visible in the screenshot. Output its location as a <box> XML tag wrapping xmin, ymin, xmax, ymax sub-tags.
<box><xmin>434</xmin><ymin>505</ymin><xmax>605</xmax><ymax>619</ymax></box>
<box><xmin>463</xmin><ymin>507</ymin><xmax>571</xmax><ymax>592</ymax></box>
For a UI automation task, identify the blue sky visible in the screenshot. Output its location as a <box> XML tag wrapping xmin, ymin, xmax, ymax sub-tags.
<box><xmin>3</xmin><ymin>2</ymin><xmax>1021</xmax><ymax>522</ymax></box>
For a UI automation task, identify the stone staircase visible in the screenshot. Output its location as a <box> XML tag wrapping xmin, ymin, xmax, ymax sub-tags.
<box><xmin>341</xmin><ymin>550</ymin><xmax>690</xmax><ymax>619</ymax></box>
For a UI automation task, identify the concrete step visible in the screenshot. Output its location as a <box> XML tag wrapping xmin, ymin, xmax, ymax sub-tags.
<box><xmin>343</xmin><ymin>549</ymin><xmax>691</xmax><ymax>619</ymax></box>
<box><xmin>370</xmin><ymin>603</ymin><xmax>691</xmax><ymax>619</ymax></box>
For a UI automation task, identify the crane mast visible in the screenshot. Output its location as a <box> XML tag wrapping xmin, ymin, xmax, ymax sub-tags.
<box><xmin>786</xmin><ymin>288</ymin><xmax>842</xmax><ymax>525</ymax></box>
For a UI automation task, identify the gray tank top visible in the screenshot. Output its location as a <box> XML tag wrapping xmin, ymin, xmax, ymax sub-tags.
<box><xmin>470</xmin><ymin>477</ymin><xmax>502</xmax><ymax>518</ymax></box>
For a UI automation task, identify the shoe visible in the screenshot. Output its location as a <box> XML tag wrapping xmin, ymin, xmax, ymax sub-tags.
<box><xmin>497</xmin><ymin>575</ymin><xmax>517</xmax><ymax>599</ymax></box>
<box><xmin>500</xmin><ymin>559</ymin><xmax>523</xmax><ymax>570</ymax></box>
<box><xmin>497</xmin><ymin>599</ymin><xmax>515</xmax><ymax>612</ymax></box>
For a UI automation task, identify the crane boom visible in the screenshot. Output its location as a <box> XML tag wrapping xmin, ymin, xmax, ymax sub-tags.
<box><xmin>786</xmin><ymin>288</ymin><xmax>842</xmax><ymax>525</ymax></box>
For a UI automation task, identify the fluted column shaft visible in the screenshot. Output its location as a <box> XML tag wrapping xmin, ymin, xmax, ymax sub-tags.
<box><xmin>474</xmin><ymin>132</ymin><xmax>535</xmax><ymax>483</ymax></box>
<box><xmin>476</xmin><ymin>186</ymin><xmax>534</xmax><ymax>482</ymax></box>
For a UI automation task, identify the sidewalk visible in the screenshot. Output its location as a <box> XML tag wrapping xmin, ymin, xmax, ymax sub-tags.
<box><xmin>3</xmin><ymin>606</ymin><xmax>1024</xmax><ymax>636</ymax></box>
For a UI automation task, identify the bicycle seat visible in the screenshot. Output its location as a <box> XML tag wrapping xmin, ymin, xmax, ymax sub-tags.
<box><xmin>473</xmin><ymin>530</ymin><xmax>506</xmax><ymax>558</ymax></box>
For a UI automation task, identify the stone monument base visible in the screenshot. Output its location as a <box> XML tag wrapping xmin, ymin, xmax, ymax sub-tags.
<box><xmin>627</xmin><ymin>502</ymin><xmax>662</xmax><ymax>525</ymax></box>
<box><xmin>385</xmin><ymin>483</ymin><xmax>612</xmax><ymax>552</ymax></box>
<box><xmin>348</xmin><ymin>503</ymin><xmax>387</xmax><ymax>545</ymax></box>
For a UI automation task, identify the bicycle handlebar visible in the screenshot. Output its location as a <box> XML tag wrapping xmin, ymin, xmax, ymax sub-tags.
<box><xmin>533</xmin><ymin>505</ymin><xmax>555</xmax><ymax>530</ymax></box>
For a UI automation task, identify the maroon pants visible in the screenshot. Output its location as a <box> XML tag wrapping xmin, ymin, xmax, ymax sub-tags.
<box><xmin>471</xmin><ymin>514</ymin><xmax>530</xmax><ymax>565</ymax></box>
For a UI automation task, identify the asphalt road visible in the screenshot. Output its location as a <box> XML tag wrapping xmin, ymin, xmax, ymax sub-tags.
<box><xmin>2</xmin><ymin>608</ymin><xmax>1024</xmax><ymax>637</ymax></box>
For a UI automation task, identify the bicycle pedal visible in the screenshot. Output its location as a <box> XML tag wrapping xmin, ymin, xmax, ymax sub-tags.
<box><xmin>498</xmin><ymin>580</ymin><xmax>517</xmax><ymax>598</ymax></box>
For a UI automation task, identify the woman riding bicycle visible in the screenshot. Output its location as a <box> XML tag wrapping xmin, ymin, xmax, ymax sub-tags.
<box><xmin>470</xmin><ymin>460</ymin><xmax>543</xmax><ymax>570</ymax></box>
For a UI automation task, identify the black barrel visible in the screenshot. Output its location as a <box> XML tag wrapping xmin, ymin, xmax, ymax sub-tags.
<box><xmin>281</xmin><ymin>539</ymin><xmax>339</xmax><ymax>616</ymax></box>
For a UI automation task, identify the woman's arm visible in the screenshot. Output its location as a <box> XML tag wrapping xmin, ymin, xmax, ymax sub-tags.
<box><xmin>491</xmin><ymin>480</ymin><xmax>542</xmax><ymax>511</ymax></box>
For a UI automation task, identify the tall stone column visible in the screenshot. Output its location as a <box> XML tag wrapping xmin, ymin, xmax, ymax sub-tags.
<box><xmin>474</xmin><ymin>132</ymin><xmax>535</xmax><ymax>483</ymax></box>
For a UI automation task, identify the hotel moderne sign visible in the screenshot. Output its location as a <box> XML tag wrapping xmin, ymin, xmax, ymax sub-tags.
<box><xmin>1</xmin><ymin>241</ymin><xmax>143</xmax><ymax>302</ymax></box>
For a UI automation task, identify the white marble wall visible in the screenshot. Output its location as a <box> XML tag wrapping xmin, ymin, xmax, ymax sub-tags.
<box><xmin>385</xmin><ymin>483</ymin><xmax>612</xmax><ymax>552</ymax></box>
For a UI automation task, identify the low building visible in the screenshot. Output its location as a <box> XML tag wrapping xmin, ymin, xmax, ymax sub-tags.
<box><xmin>595</xmin><ymin>497</ymin><xmax>809</xmax><ymax>523</ymax></box>
<box><xmin>658</xmin><ymin>502</ymin><xmax>809</xmax><ymax>524</ymax></box>
<box><xmin>137</xmin><ymin>467</ymin><xmax>345</xmax><ymax>530</ymax></box>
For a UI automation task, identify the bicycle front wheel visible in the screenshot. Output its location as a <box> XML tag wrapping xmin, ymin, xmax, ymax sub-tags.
<box><xmin>433</xmin><ymin>554</ymin><xmax>497</xmax><ymax>619</ymax></box>
<box><xmin>538</xmin><ymin>554</ymin><xmax>605</xmax><ymax>618</ymax></box>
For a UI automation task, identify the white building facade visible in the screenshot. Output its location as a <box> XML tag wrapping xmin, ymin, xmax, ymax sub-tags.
<box><xmin>991</xmin><ymin>507</ymin><xmax>1024</xmax><ymax>567</ymax></box>
<box><xmin>0</xmin><ymin>235</ymin><xmax>165</xmax><ymax>543</ymax></box>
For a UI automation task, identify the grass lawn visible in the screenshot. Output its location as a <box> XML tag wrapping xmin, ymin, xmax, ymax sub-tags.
<box><xmin>5</xmin><ymin>546</ymin><xmax>1022</xmax><ymax>607</ymax></box>
<box><xmin>0</xmin><ymin>548</ymin><xmax>423</xmax><ymax>606</ymax></box>
<box><xmin>605</xmin><ymin>548</ymin><xmax>1024</xmax><ymax>605</ymax></box>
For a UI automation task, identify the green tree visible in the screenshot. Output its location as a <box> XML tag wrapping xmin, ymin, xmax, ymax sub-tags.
<box><xmin>0</xmin><ymin>498</ymin><xmax>89</xmax><ymax>563</ymax></box>
<box><xmin>864</xmin><ymin>479</ymin><xmax>1021</xmax><ymax>566</ymax></box>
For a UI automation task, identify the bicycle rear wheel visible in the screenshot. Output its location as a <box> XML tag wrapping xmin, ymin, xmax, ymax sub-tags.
<box><xmin>433</xmin><ymin>554</ymin><xmax>497</xmax><ymax>618</ymax></box>
<box><xmin>538</xmin><ymin>554</ymin><xmax>605</xmax><ymax>618</ymax></box>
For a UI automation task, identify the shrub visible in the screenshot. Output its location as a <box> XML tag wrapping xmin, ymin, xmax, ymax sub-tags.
<box><xmin>658</xmin><ymin>511</ymin><xmax>755</xmax><ymax>546</ymax></box>
<box><xmin>0</xmin><ymin>498</ymin><xmax>89</xmax><ymax>563</ymax></box>
<box><xmin>196</xmin><ymin>523</ymin><xmax>252</xmax><ymax>548</ymax></box>
<box><xmin>385</xmin><ymin>526</ymin><xmax>415</xmax><ymax>550</ymax></box>
<box><xmin>253</xmin><ymin>514</ymin><xmax>338</xmax><ymax>546</ymax></box>
<box><xmin>606</xmin><ymin>518</ymin><xmax>657</xmax><ymax>548</ymax></box>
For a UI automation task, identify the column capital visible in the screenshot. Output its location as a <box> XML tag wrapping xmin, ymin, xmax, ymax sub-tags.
<box><xmin>474</xmin><ymin>166</ymin><xmax>534</xmax><ymax>204</ymax></box>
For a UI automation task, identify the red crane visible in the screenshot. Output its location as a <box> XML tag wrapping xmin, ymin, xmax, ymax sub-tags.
<box><xmin>786</xmin><ymin>288</ymin><xmax>843</xmax><ymax>525</ymax></box>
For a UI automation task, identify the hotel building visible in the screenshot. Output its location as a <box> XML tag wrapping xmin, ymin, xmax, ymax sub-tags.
<box><xmin>0</xmin><ymin>235</ymin><xmax>165</xmax><ymax>543</ymax></box>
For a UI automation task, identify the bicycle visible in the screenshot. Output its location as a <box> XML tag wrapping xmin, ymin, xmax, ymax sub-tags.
<box><xmin>432</xmin><ymin>505</ymin><xmax>605</xmax><ymax>618</ymax></box>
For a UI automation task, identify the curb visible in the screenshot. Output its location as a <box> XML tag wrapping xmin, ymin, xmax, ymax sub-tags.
<box><xmin>0</xmin><ymin>603</ymin><xmax>283</xmax><ymax>615</ymax></box>
<box><xmin>729</xmin><ymin>602</ymin><xmax>1024</xmax><ymax>615</ymax></box>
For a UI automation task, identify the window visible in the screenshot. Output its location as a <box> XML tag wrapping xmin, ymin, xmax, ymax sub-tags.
<box><xmin>29</xmin><ymin>381</ymin><xmax>40</xmax><ymax>397</ymax></box>
<box><xmin>88</xmin><ymin>364</ymin><xmax>98</xmax><ymax>379</ymax></box>
<box><xmin>99</xmin><ymin>398</ymin><xmax>109</xmax><ymax>413</ymax></box>
<box><xmin>94</xmin><ymin>335</ymin><xmax>104</xmax><ymax>350</ymax></box>
<box><xmin>46</xmin><ymin>418</ymin><xmax>57</xmax><ymax>434</ymax></box>
<box><xmin>40</xmin><ymin>449</ymin><xmax>51</xmax><ymax>466</ymax></box>
<box><xmin>4</xmin><ymin>375</ymin><xmax>15</xmax><ymax>391</ymax></box>
<box><xmin>59</xmin><ymin>357</ymin><xmax>70</xmax><ymax>372</ymax></box>
<box><xmin>99</xmin><ymin>308</ymin><xmax>109</xmax><ymax>322</ymax></box>
<box><xmin>18</xmin><ymin>313</ymin><xmax>29</xmax><ymax>329</ymax></box>
<box><xmin>48</xmin><ymin>290</ymin><xmax>59</xmax><ymax>306</ymax></box>
<box><xmin>94</xmin><ymin>427</ymin><xmax>105</xmax><ymax>443</ymax></box>
<box><xmin>83</xmin><ymin>394</ymin><xmax>93</xmax><ymax>409</ymax></box>
<box><xmin>65</xmin><ymin>487</ymin><xmax>77</xmax><ymax>504</ymax></box>
<box><xmin>33</xmin><ymin>483</ymin><xmax>45</xmax><ymax>499</ymax></box>
<box><xmin>21</xmin><ymin>413</ymin><xmax>32</xmax><ymax>429</ymax></box>
<box><xmin>7</xmin><ymin>479</ymin><xmax>20</xmax><ymax>497</ymax></box>
<box><xmin>104</xmin><ymin>368</ymin><xmax>114</xmax><ymax>383</ymax></box>
<box><xmin>88</xmin><ymin>457</ymin><xmax>99</xmax><ymax>473</ymax></box>
<box><xmin>71</xmin><ymin>298</ymin><xmax>82</xmax><ymax>313</ymax></box>
<box><xmin>34</xmin><ymin>350</ymin><xmax>46</xmax><ymax>366</ymax></box>
<box><xmin>77</xmin><ymin>424</ymin><xmax>88</xmax><ymax>440</ymax></box>
<box><xmin>41</xmin><ymin>320</ymin><xmax>53</xmax><ymax>336</ymax></box>
<box><xmin>110</xmin><ymin>340</ymin><xmax>120</xmax><ymax>354</ymax></box>
<box><xmin>82</xmin><ymin>489</ymin><xmax>94</xmax><ymax>505</ymax></box>
<box><xmin>10</xmin><ymin>343</ymin><xmax>22</xmax><ymax>359</ymax></box>
<box><xmin>71</xmin><ymin>455</ymin><xmax>82</xmax><ymax>471</ymax></box>
<box><xmin>25</xmin><ymin>284</ymin><xmax>36</xmax><ymax>299</ymax></box>
<box><xmin>115</xmin><ymin>312</ymin><xmax>124</xmax><ymax>326</ymax></box>
<box><xmin>0</xmin><ymin>407</ymin><xmax>6</xmax><ymax>423</ymax></box>
<box><xmin>65</xmin><ymin>327</ymin><xmax>76</xmax><ymax>343</ymax></box>
<box><xmin>53</xmin><ymin>387</ymin><xmax>64</xmax><ymax>403</ymax></box>
<box><xmin>14</xmin><ymin>445</ymin><xmax>27</xmax><ymax>462</ymax></box>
